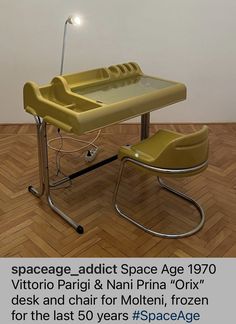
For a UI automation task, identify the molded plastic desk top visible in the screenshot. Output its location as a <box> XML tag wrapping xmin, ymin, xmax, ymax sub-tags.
<box><xmin>23</xmin><ymin>62</ymin><xmax>186</xmax><ymax>135</ymax></box>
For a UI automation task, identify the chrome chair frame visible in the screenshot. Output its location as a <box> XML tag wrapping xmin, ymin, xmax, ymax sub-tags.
<box><xmin>113</xmin><ymin>157</ymin><xmax>208</xmax><ymax>238</ymax></box>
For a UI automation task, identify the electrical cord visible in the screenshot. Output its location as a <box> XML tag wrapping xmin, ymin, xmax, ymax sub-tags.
<box><xmin>49</xmin><ymin>130</ymin><xmax>72</xmax><ymax>189</ymax></box>
<box><xmin>48</xmin><ymin>130</ymin><xmax>101</xmax><ymax>153</ymax></box>
<box><xmin>47</xmin><ymin>129</ymin><xmax>101</xmax><ymax>185</ymax></box>
<box><xmin>55</xmin><ymin>129</ymin><xmax>64</xmax><ymax>176</ymax></box>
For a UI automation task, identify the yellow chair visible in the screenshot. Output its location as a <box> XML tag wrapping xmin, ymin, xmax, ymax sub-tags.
<box><xmin>113</xmin><ymin>126</ymin><xmax>209</xmax><ymax>238</ymax></box>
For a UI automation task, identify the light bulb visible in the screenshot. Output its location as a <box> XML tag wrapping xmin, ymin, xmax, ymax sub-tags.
<box><xmin>68</xmin><ymin>15</ymin><xmax>82</xmax><ymax>26</ymax></box>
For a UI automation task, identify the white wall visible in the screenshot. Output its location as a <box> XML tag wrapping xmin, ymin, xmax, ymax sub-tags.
<box><xmin>1</xmin><ymin>0</ymin><xmax>236</xmax><ymax>123</ymax></box>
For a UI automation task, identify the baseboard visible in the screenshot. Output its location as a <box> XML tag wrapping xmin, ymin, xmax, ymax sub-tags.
<box><xmin>0</xmin><ymin>122</ymin><xmax>235</xmax><ymax>126</ymax></box>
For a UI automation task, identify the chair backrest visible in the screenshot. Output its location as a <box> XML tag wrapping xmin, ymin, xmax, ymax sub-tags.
<box><xmin>156</xmin><ymin>126</ymin><xmax>209</xmax><ymax>169</ymax></box>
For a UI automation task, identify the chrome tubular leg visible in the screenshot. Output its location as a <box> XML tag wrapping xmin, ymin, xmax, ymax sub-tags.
<box><xmin>40</xmin><ymin>121</ymin><xmax>84</xmax><ymax>234</ymax></box>
<box><xmin>113</xmin><ymin>160</ymin><xmax>126</xmax><ymax>207</ymax></box>
<box><xmin>50</xmin><ymin>176</ymin><xmax>71</xmax><ymax>188</ymax></box>
<box><xmin>113</xmin><ymin>159</ymin><xmax>174</xmax><ymax>238</ymax></box>
<box><xmin>157</xmin><ymin>177</ymin><xmax>205</xmax><ymax>237</ymax></box>
<box><xmin>113</xmin><ymin>160</ymin><xmax>147</xmax><ymax>229</ymax></box>
<box><xmin>113</xmin><ymin>159</ymin><xmax>205</xmax><ymax>238</ymax></box>
<box><xmin>28</xmin><ymin>116</ymin><xmax>45</xmax><ymax>197</ymax></box>
<box><xmin>141</xmin><ymin>112</ymin><xmax>150</xmax><ymax>140</ymax></box>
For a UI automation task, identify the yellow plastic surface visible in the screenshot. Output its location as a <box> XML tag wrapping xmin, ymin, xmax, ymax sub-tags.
<box><xmin>119</xmin><ymin>126</ymin><xmax>209</xmax><ymax>176</ymax></box>
<box><xmin>23</xmin><ymin>62</ymin><xmax>186</xmax><ymax>135</ymax></box>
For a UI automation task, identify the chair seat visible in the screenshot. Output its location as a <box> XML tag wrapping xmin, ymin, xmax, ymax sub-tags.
<box><xmin>119</xmin><ymin>126</ymin><xmax>208</xmax><ymax>171</ymax></box>
<box><xmin>119</xmin><ymin>129</ymin><xmax>182</xmax><ymax>165</ymax></box>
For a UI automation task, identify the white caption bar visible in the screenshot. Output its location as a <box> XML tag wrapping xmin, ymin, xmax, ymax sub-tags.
<box><xmin>0</xmin><ymin>258</ymin><xmax>235</xmax><ymax>324</ymax></box>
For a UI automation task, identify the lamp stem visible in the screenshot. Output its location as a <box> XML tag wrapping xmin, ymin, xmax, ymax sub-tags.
<box><xmin>60</xmin><ymin>21</ymin><xmax>68</xmax><ymax>75</ymax></box>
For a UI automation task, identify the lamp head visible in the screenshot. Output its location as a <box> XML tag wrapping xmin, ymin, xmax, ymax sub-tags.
<box><xmin>67</xmin><ymin>15</ymin><xmax>82</xmax><ymax>26</ymax></box>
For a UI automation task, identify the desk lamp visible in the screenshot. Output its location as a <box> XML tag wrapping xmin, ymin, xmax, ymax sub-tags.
<box><xmin>58</xmin><ymin>14</ymin><xmax>99</xmax><ymax>164</ymax></box>
<box><xmin>60</xmin><ymin>15</ymin><xmax>82</xmax><ymax>75</ymax></box>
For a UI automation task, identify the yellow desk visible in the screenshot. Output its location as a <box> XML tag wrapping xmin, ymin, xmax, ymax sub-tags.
<box><xmin>24</xmin><ymin>62</ymin><xmax>186</xmax><ymax>233</ymax></box>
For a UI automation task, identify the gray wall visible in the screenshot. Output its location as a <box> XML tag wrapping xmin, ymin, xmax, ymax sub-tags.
<box><xmin>1</xmin><ymin>0</ymin><xmax>236</xmax><ymax>123</ymax></box>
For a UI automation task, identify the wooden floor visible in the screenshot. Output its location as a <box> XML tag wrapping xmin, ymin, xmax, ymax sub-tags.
<box><xmin>0</xmin><ymin>123</ymin><xmax>235</xmax><ymax>257</ymax></box>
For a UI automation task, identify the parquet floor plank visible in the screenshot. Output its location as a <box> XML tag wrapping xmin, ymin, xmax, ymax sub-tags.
<box><xmin>0</xmin><ymin>123</ymin><xmax>235</xmax><ymax>257</ymax></box>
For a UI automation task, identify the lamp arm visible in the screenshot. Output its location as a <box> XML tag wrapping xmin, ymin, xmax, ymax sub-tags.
<box><xmin>60</xmin><ymin>21</ymin><xmax>68</xmax><ymax>75</ymax></box>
